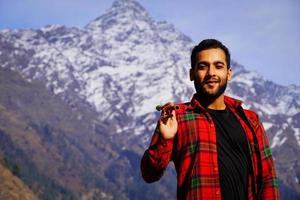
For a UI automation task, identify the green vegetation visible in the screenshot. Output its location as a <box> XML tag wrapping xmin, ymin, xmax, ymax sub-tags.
<box><xmin>0</xmin><ymin>129</ymin><xmax>77</xmax><ymax>200</ymax></box>
<box><xmin>4</xmin><ymin>156</ymin><xmax>21</xmax><ymax>177</ymax></box>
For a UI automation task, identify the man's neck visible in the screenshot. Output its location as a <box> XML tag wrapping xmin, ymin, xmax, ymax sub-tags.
<box><xmin>197</xmin><ymin>94</ymin><xmax>226</xmax><ymax>110</ymax></box>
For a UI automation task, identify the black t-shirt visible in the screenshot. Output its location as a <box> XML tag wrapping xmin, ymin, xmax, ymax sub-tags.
<box><xmin>207</xmin><ymin>107</ymin><xmax>251</xmax><ymax>200</ymax></box>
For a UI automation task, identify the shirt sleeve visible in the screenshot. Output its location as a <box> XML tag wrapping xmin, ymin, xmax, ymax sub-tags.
<box><xmin>255</xmin><ymin>115</ymin><xmax>280</xmax><ymax>200</ymax></box>
<box><xmin>140</xmin><ymin>123</ymin><xmax>174</xmax><ymax>183</ymax></box>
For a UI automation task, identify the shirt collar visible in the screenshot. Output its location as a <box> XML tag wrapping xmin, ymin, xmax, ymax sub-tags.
<box><xmin>190</xmin><ymin>93</ymin><xmax>243</xmax><ymax>111</ymax></box>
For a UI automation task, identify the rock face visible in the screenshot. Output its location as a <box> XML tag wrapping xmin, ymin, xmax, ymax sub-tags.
<box><xmin>0</xmin><ymin>0</ymin><xmax>299</xmax><ymax>199</ymax></box>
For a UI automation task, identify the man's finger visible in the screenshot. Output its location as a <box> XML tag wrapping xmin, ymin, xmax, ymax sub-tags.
<box><xmin>159</xmin><ymin>114</ymin><xmax>174</xmax><ymax>124</ymax></box>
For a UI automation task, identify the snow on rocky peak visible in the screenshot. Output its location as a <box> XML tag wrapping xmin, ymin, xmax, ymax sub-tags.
<box><xmin>86</xmin><ymin>0</ymin><xmax>151</xmax><ymax>32</ymax></box>
<box><xmin>228</xmin><ymin>62</ymin><xmax>300</xmax><ymax>117</ymax></box>
<box><xmin>70</xmin><ymin>0</ymin><xmax>195</xmax><ymax>122</ymax></box>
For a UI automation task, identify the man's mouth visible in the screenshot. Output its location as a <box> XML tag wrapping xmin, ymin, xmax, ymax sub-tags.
<box><xmin>205</xmin><ymin>80</ymin><xmax>219</xmax><ymax>86</ymax></box>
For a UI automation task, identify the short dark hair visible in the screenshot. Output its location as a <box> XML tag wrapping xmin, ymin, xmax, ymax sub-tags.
<box><xmin>191</xmin><ymin>39</ymin><xmax>231</xmax><ymax>69</ymax></box>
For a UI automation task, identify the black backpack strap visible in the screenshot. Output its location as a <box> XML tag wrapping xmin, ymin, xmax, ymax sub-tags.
<box><xmin>237</xmin><ymin>106</ymin><xmax>263</xmax><ymax>200</ymax></box>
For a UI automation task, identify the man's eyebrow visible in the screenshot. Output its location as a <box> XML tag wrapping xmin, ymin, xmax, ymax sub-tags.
<box><xmin>214</xmin><ymin>61</ymin><xmax>225</xmax><ymax>65</ymax></box>
<box><xmin>197</xmin><ymin>61</ymin><xmax>209</xmax><ymax>65</ymax></box>
<box><xmin>197</xmin><ymin>61</ymin><xmax>225</xmax><ymax>65</ymax></box>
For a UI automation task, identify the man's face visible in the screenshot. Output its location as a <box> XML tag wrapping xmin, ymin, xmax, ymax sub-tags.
<box><xmin>190</xmin><ymin>48</ymin><xmax>232</xmax><ymax>100</ymax></box>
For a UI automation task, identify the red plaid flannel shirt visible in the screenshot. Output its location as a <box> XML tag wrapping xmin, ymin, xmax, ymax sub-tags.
<box><xmin>141</xmin><ymin>95</ymin><xmax>280</xmax><ymax>200</ymax></box>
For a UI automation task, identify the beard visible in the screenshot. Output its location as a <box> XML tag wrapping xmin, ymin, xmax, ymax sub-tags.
<box><xmin>194</xmin><ymin>76</ymin><xmax>228</xmax><ymax>101</ymax></box>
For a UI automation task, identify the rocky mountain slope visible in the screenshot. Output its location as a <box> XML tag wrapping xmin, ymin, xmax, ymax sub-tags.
<box><xmin>0</xmin><ymin>155</ymin><xmax>39</xmax><ymax>200</ymax></box>
<box><xmin>0</xmin><ymin>0</ymin><xmax>299</xmax><ymax>199</ymax></box>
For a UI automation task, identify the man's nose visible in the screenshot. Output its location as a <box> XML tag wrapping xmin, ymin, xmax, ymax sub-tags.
<box><xmin>207</xmin><ymin>66</ymin><xmax>216</xmax><ymax>76</ymax></box>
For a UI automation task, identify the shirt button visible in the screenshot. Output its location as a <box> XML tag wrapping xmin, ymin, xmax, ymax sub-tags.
<box><xmin>210</xmin><ymin>123</ymin><xmax>214</xmax><ymax>127</ymax></box>
<box><xmin>214</xmin><ymin>167</ymin><xmax>218</xmax><ymax>172</ymax></box>
<box><xmin>216</xmin><ymin>190</ymin><xmax>220</xmax><ymax>195</ymax></box>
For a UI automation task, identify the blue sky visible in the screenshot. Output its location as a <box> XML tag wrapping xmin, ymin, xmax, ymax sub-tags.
<box><xmin>0</xmin><ymin>0</ymin><xmax>299</xmax><ymax>86</ymax></box>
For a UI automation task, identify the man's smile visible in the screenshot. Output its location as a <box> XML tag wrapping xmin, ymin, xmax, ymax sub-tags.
<box><xmin>204</xmin><ymin>79</ymin><xmax>220</xmax><ymax>87</ymax></box>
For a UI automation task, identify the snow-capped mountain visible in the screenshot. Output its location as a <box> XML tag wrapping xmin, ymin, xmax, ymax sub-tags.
<box><xmin>0</xmin><ymin>0</ymin><xmax>299</xmax><ymax>199</ymax></box>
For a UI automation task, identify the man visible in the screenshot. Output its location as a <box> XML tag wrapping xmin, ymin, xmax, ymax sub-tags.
<box><xmin>140</xmin><ymin>39</ymin><xmax>280</xmax><ymax>200</ymax></box>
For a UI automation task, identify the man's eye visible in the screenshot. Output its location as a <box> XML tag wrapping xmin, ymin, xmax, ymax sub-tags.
<box><xmin>197</xmin><ymin>65</ymin><xmax>207</xmax><ymax>70</ymax></box>
<box><xmin>216</xmin><ymin>65</ymin><xmax>224</xmax><ymax>69</ymax></box>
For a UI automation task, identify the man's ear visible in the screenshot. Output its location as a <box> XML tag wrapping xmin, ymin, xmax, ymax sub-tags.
<box><xmin>227</xmin><ymin>67</ymin><xmax>232</xmax><ymax>81</ymax></box>
<box><xmin>190</xmin><ymin>68</ymin><xmax>194</xmax><ymax>81</ymax></box>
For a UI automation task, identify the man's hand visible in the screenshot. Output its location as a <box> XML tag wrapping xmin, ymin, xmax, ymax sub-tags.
<box><xmin>158</xmin><ymin>102</ymin><xmax>178</xmax><ymax>140</ymax></box>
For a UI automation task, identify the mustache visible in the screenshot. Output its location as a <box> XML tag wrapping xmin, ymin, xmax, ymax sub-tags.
<box><xmin>203</xmin><ymin>76</ymin><xmax>220</xmax><ymax>83</ymax></box>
